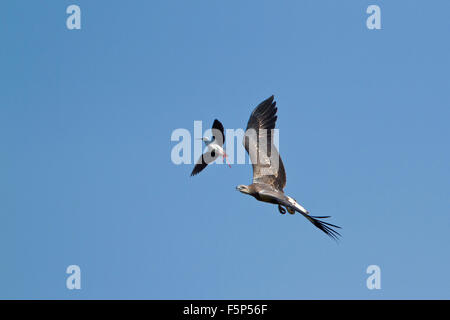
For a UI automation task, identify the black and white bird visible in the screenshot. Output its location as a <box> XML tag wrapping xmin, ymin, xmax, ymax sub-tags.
<box><xmin>236</xmin><ymin>96</ymin><xmax>341</xmax><ymax>240</ymax></box>
<box><xmin>191</xmin><ymin>119</ymin><xmax>230</xmax><ymax>176</ymax></box>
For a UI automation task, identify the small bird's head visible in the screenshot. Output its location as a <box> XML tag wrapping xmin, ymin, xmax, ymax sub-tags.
<box><xmin>236</xmin><ymin>185</ymin><xmax>250</xmax><ymax>195</ymax></box>
<box><xmin>197</xmin><ymin>137</ymin><xmax>211</xmax><ymax>144</ymax></box>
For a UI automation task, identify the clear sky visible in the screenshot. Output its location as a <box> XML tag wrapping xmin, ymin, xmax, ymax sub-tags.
<box><xmin>1</xmin><ymin>0</ymin><xmax>449</xmax><ymax>299</ymax></box>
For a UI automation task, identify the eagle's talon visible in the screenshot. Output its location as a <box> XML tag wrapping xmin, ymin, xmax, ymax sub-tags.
<box><xmin>278</xmin><ymin>205</ymin><xmax>286</xmax><ymax>214</ymax></box>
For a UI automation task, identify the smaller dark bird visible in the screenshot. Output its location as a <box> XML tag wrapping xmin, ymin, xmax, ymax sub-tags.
<box><xmin>191</xmin><ymin>119</ymin><xmax>230</xmax><ymax>176</ymax></box>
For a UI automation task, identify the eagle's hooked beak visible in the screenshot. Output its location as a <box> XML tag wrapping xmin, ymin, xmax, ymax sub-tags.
<box><xmin>236</xmin><ymin>185</ymin><xmax>249</xmax><ymax>194</ymax></box>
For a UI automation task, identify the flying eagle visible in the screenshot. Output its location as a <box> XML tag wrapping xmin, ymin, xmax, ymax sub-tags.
<box><xmin>236</xmin><ymin>96</ymin><xmax>341</xmax><ymax>240</ymax></box>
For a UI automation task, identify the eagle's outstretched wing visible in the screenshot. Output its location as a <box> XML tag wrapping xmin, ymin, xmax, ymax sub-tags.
<box><xmin>243</xmin><ymin>95</ymin><xmax>286</xmax><ymax>191</ymax></box>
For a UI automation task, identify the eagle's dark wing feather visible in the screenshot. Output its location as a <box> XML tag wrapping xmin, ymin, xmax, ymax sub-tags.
<box><xmin>243</xmin><ymin>96</ymin><xmax>286</xmax><ymax>191</ymax></box>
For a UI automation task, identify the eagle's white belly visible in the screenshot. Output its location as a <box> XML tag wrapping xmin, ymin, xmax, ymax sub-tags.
<box><xmin>286</xmin><ymin>196</ymin><xmax>309</xmax><ymax>215</ymax></box>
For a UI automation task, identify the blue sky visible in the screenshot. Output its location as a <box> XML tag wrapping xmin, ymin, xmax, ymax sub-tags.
<box><xmin>1</xmin><ymin>0</ymin><xmax>449</xmax><ymax>299</ymax></box>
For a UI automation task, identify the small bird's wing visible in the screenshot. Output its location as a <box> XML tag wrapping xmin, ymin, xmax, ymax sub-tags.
<box><xmin>243</xmin><ymin>95</ymin><xmax>286</xmax><ymax>191</ymax></box>
<box><xmin>190</xmin><ymin>151</ymin><xmax>218</xmax><ymax>176</ymax></box>
<box><xmin>211</xmin><ymin>119</ymin><xmax>225</xmax><ymax>146</ymax></box>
